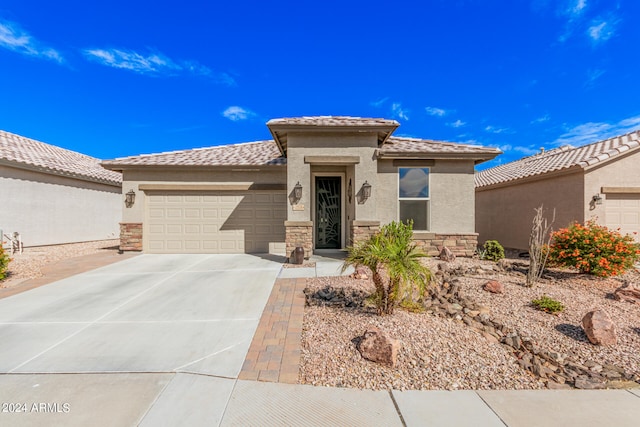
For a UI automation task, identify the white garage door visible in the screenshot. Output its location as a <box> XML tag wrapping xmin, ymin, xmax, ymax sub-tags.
<box><xmin>145</xmin><ymin>191</ymin><xmax>286</xmax><ymax>254</ymax></box>
<box><xmin>605</xmin><ymin>193</ymin><xmax>640</xmax><ymax>242</ymax></box>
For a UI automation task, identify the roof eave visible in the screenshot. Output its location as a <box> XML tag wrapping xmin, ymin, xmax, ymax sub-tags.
<box><xmin>2</xmin><ymin>158</ymin><xmax>122</xmax><ymax>187</ymax></box>
<box><xmin>378</xmin><ymin>151</ymin><xmax>501</xmax><ymax>163</ymax></box>
<box><xmin>475</xmin><ymin>164</ymin><xmax>584</xmax><ymax>191</ymax></box>
<box><xmin>100</xmin><ymin>162</ymin><xmax>287</xmax><ymax>172</ymax></box>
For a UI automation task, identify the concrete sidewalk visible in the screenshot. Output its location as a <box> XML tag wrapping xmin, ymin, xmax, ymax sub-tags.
<box><xmin>1</xmin><ymin>373</ymin><xmax>639</xmax><ymax>426</ymax></box>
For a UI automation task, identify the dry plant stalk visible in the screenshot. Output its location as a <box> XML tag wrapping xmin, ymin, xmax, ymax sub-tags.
<box><xmin>526</xmin><ymin>205</ymin><xmax>555</xmax><ymax>287</ymax></box>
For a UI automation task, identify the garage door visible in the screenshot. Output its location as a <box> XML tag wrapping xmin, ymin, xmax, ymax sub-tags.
<box><xmin>145</xmin><ymin>191</ymin><xmax>287</xmax><ymax>254</ymax></box>
<box><xmin>605</xmin><ymin>193</ymin><xmax>640</xmax><ymax>242</ymax></box>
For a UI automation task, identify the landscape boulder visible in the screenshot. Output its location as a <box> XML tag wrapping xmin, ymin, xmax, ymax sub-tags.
<box><xmin>483</xmin><ymin>280</ymin><xmax>504</xmax><ymax>294</ymax></box>
<box><xmin>613</xmin><ymin>282</ymin><xmax>640</xmax><ymax>305</ymax></box>
<box><xmin>356</xmin><ymin>327</ymin><xmax>400</xmax><ymax>367</ymax></box>
<box><xmin>582</xmin><ymin>309</ymin><xmax>617</xmax><ymax>346</ymax></box>
<box><xmin>439</xmin><ymin>246</ymin><xmax>456</xmax><ymax>262</ymax></box>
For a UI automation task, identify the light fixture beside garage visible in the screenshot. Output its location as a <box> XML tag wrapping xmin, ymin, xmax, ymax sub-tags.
<box><xmin>592</xmin><ymin>194</ymin><xmax>603</xmax><ymax>205</ymax></box>
<box><xmin>125</xmin><ymin>189</ymin><xmax>136</xmax><ymax>208</ymax></box>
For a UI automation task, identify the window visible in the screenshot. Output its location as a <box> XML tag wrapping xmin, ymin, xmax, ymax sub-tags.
<box><xmin>398</xmin><ymin>167</ymin><xmax>429</xmax><ymax>230</ymax></box>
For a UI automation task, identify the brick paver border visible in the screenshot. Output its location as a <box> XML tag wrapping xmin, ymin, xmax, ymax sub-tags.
<box><xmin>239</xmin><ymin>277</ymin><xmax>307</xmax><ymax>384</ymax></box>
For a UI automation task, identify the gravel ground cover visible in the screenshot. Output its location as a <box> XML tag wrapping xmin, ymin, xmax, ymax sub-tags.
<box><xmin>300</xmin><ymin>255</ymin><xmax>640</xmax><ymax>390</ymax></box>
<box><xmin>0</xmin><ymin>239</ymin><xmax>119</xmax><ymax>286</ymax></box>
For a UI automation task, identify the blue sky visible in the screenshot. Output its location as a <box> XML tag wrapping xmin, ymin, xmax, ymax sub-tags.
<box><xmin>1</xmin><ymin>0</ymin><xmax>639</xmax><ymax>170</ymax></box>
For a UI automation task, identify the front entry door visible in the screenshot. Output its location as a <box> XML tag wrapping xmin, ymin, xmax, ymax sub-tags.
<box><xmin>315</xmin><ymin>177</ymin><xmax>341</xmax><ymax>249</ymax></box>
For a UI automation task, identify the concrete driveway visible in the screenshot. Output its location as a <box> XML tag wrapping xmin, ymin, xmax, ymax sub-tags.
<box><xmin>0</xmin><ymin>254</ymin><xmax>282</xmax><ymax>426</ymax></box>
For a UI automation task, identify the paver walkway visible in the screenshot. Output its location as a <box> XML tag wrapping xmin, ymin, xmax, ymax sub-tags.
<box><xmin>239</xmin><ymin>278</ymin><xmax>306</xmax><ymax>383</ymax></box>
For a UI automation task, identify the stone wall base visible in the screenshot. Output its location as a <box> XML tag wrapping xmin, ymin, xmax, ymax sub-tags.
<box><xmin>350</xmin><ymin>220</ymin><xmax>380</xmax><ymax>246</ymax></box>
<box><xmin>120</xmin><ymin>223</ymin><xmax>143</xmax><ymax>251</ymax></box>
<box><xmin>413</xmin><ymin>232</ymin><xmax>478</xmax><ymax>257</ymax></box>
<box><xmin>285</xmin><ymin>221</ymin><xmax>313</xmax><ymax>261</ymax></box>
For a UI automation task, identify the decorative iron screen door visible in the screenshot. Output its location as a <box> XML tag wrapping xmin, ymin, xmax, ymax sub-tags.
<box><xmin>315</xmin><ymin>177</ymin><xmax>341</xmax><ymax>249</ymax></box>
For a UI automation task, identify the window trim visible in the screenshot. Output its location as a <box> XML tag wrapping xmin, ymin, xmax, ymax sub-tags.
<box><xmin>397</xmin><ymin>167</ymin><xmax>431</xmax><ymax>231</ymax></box>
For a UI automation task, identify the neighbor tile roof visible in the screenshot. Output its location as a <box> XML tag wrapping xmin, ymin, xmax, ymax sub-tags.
<box><xmin>101</xmin><ymin>140</ymin><xmax>286</xmax><ymax>169</ymax></box>
<box><xmin>475</xmin><ymin>130</ymin><xmax>640</xmax><ymax>188</ymax></box>
<box><xmin>267</xmin><ymin>116</ymin><xmax>399</xmax><ymax>127</ymax></box>
<box><xmin>0</xmin><ymin>130</ymin><xmax>122</xmax><ymax>185</ymax></box>
<box><xmin>381</xmin><ymin>136</ymin><xmax>502</xmax><ymax>157</ymax></box>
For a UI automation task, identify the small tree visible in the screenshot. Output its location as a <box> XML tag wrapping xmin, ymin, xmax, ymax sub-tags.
<box><xmin>342</xmin><ymin>221</ymin><xmax>431</xmax><ymax>315</ymax></box>
<box><xmin>526</xmin><ymin>205</ymin><xmax>555</xmax><ymax>287</ymax></box>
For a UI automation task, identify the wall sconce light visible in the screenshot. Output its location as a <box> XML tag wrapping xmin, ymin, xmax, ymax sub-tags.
<box><xmin>347</xmin><ymin>178</ymin><xmax>353</xmax><ymax>203</ymax></box>
<box><xmin>592</xmin><ymin>194</ymin><xmax>603</xmax><ymax>205</ymax></box>
<box><xmin>125</xmin><ymin>189</ymin><xmax>136</xmax><ymax>208</ymax></box>
<box><xmin>357</xmin><ymin>181</ymin><xmax>372</xmax><ymax>204</ymax></box>
<box><xmin>289</xmin><ymin>181</ymin><xmax>303</xmax><ymax>205</ymax></box>
<box><xmin>293</xmin><ymin>181</ymin><xmax>303</xmax><ymax>200</ymax></box>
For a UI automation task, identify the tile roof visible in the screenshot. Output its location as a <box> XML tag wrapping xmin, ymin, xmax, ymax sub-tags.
<box><xmin>381</xmin><ymin>136</ymin><xmax>501</xmax><ymax>158</ymax></box>
<box><xmin>0</xmin><ymin>130</ymin><xmax>121</xmax><ymax>185</ymax></box>
<box><xmin>475</xmin><ymin>130</ymin><xmax>640</xmax><ymax>188</ymax></box>
<box><xmin>267</xmin><ymin>116</ymin><xmax>399</xmax><ymax>127</ymax></box>
<box><xmin>101</xmin><ymin>140</ymin><xmax>286</xmax><ymax>169</ymax></box>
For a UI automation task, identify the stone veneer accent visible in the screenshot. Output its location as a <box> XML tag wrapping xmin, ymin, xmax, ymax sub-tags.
<box><xmin>119</xmin><ymin>223</ymin><xmax>143</xmax><ymax>251</ymax></box>
<box><xmin>413</xmin><ymin>232</ymin><xmax>478</xmax><ymax>257</ymax></box>
<box><xmin>285</xmin><ymin>221</ymin><xmax>313</xmax><ymax>261</ymax></box>
<box><xmin>350</xmin><ymin>220</ymin><xmax>381</xmax><ymax>245</ymax></box>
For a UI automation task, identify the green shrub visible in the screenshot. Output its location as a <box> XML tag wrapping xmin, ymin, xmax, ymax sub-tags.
<box><xmin>531</xmin><ymin>295</ymin><xmax>564</xmax><ymax>314</ymax></box>
<box><xmin>548</xmin><ymin>220</ymin><xmax>640</xmax><ymax>277</ymax></box>
<box><xmin>342</xmin><ymin>220</ymin><xmax>431</xmax><ymax>315</ymax></box>
<box><xmin>481</xmin><ymin>240</ymin><xmax>505</xmax><ymax>262</ymax></box>
<box><xmin>0</xmin><ymin>246</ymin><xmax>11</xmax><ymax>281</ymax></box>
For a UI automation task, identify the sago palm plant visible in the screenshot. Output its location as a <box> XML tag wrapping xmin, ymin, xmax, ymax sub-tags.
<box><xmin>342</xmin><ymin>220</ymin><xmax>431</xmax><ymax>315</ymax></box>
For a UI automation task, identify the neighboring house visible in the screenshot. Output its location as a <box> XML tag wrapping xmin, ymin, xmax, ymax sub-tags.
<box><xmin>101</xmin><ymin>116</ymin><xmax>500</xmax><ymax>258</ymax></box>
<box><xmin>475</xmin><ymin>130</ymin><xmax>640</xmax><ymax>250</ymax></box>
<box><xmin>0</xmin><ymin>130</ymin><xmax>122</xmax><ymax>247</ymax></box>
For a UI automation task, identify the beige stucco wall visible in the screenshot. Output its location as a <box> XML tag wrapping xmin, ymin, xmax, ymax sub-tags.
<box><xmin>377</xmin><ymin>159</ymin><xmax>477</xmax><ymax>233</ymax></box>
<box><xmin>583</xmin><ymin>150</ymin><xmax>640</xmax><ymax>222</ymax></box>
<box><xmin>0</xmin><ymin>164</ymin><xmax>121</xmax><ymax>247</ymax></box>
<box><xmin>285</xmin><ymin>132</ymin><xmax>378</xmax><ymax>223</ymax></box>
<box><xmin>475</xmin><ymin>171</ymin><xmax>584</xmax><ymax>250</ymax></box>
<box><xmin>120</xmin><ymin>167</ymin><xmax>286</xmax><ymax>224</ymax></box>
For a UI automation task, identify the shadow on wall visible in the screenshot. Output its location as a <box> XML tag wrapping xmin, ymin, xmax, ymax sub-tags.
<box><xmin>219</xmin><ymin>191</ymin><xmax>287</xmax><ymax>255</ymax></box>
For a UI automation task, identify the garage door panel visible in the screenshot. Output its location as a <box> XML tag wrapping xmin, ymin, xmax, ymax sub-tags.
<box><xmin>606</xmin><ymin>193</ymin><xmax>640</xmax><ymax>242</ymax></box>
<box><xmin>145</xmin><ymin>191</ymin><xmax>285</xmax><ymax>254</ymax></box>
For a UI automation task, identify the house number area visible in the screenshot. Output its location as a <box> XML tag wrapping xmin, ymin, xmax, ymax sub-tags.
<box><xmin>2</xmin><ymin>402</ymin><xmax>70</xmax><ymax>413</ymax></box>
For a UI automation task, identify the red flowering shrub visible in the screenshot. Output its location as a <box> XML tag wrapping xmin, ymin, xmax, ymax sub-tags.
<box><xmin>548</xmin><ymin>220</ymin><xmax>640</xmax><ymax>277</ymax></box>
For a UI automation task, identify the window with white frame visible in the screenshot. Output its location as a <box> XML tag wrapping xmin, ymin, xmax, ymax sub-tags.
<box><xmin>398</xmin><ymin>167</ymin><xmax>429</xmax><ymax>230</ymax></box>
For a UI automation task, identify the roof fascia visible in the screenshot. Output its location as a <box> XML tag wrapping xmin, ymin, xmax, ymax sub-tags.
<box><xmin>475</xmin><ymin>164</ymin><xmax>583</xmax><ymax>192</ymax></box>
<box><xmin>1</xmin><ymin>158</ymin><xmax>121</xmax><ymax>187</ymax></box>
<box><xmin>100</xmin><ymin>163</ymin><xmax>286</xmax><ymax>172</ymax></box>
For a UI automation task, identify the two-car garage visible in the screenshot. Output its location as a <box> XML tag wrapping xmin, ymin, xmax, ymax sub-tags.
<box><xmin>143</xmin><ymin>190</ymin><xmax>287</xmax><ymax>254</ymax></box>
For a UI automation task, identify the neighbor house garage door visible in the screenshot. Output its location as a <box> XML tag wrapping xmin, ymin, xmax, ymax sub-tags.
<box><xmin>605</xmin><ymin>193</ymin><xmax>640</xmax><ymax>243</ymax></box>
<box><xmin>145</xmin><ymin>191</ymin><xmax>286</xmax><ymax>254</ymax></box>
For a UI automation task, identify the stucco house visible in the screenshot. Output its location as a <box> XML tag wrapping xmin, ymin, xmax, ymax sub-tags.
<box><xmin>0</xmin><ymin>130</ymin><xmax>122</xmax><ymax>247</ymax></box>
<box><xmin>101</xmin><ymin>116</ymin><xmax>500</xmax><ymax>258</ymax></box>
<box><xmin>475</xmin><ymin>130</ymin><xmax>640</xmax><ymax>250</ymax></box>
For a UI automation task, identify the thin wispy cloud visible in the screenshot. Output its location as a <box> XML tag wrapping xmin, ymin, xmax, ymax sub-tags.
<box><xmin>0</xmin><ymin>19</ymin><xmax>63</xmax><ymax>63</ymax></box>
<box><xmin>587</xmin><ymin>18</ymin><xmax>617</xmax><ymax>43</ymax></box>
<box><xmin>551</xmin><ymin>115</ymin><xmax>640</xmax><ymax>147</ymax></box>
<box><xmin>484</xmin><ymin>125</ymin><xmax>511</xmax><ymax>134</ymax></box>
<box><xmin>83</xmin><ymin>47</ymin><xmax>235</xmax><ymax>84</ymax></box>
<box><xmin>370</xmin><ymin>97</ymin><xmax>388</xmax><ymax>108</ymax></box>
<box><xmin>498</xmin><ymin>144</ymin><xmax>540</xmax><ymax>156</ymax></box>
<box><xmin>531</xmin><ymin>114</ymin><xmax>550</xmax><ymax>124</ymax></box>
<box><xmin>570</xmin><ymin>0</ymin><xmax>587</xmax><ymax>15</ymax></box>
<box><xmin>222</xmin><ymin>106</ymin><xmax>256</xmax><ymax>121</ymax></box>
<box><xmin>584</xmin><ymin>68</ymin><xmax>605</xmax><ymax>88</ymax></box>
<box><xmin>425</xmin><ymin>106</ymin><xmax>448</xmax><ymax>117</ymax></box>
<box><xmin>448</xmin><ymin>119</ymin><xmax>466</xmax><ymax>128</ymax></box>
<box><xmin>391</xmin><ymin>103</ymin><xmax>409</xmax><ymax>121</ymax></box>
